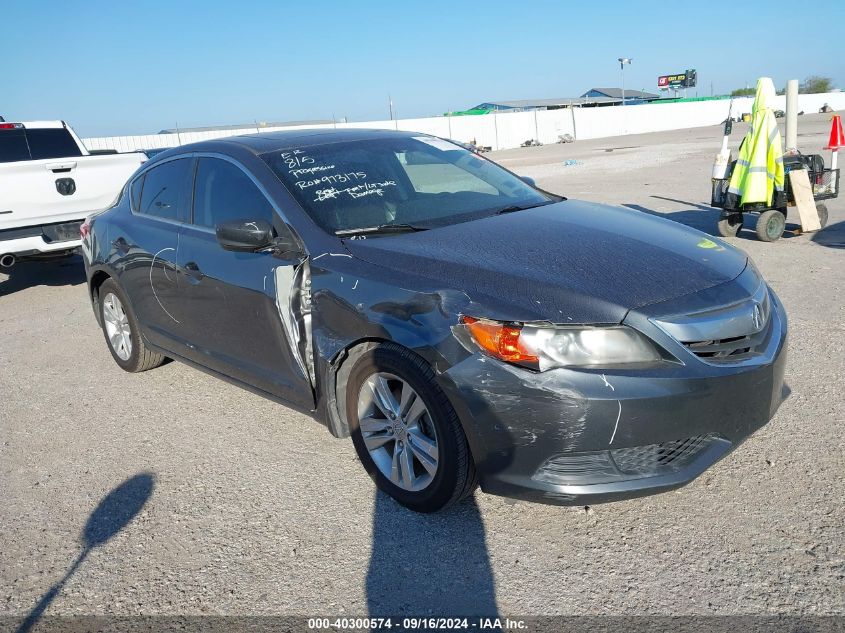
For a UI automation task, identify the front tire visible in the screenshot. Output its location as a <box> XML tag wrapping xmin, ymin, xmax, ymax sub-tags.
<box><xmin>346</xmin><ymin>343</ymin><xmax>477</xmax><ymax>513</ymax></box>
<box><xmin>98</xmin><ymin>279</ymin><xmax>166</xmax><ymax>373</ymax></box>
<box><xmin>755</xmin><ymin>209</ymin><xmax>785</xmax><ymax>242</ymax></box>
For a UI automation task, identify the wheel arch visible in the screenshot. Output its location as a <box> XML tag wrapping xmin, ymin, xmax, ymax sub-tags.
<box><xmin>88</xmin><ymin>268</ymin><xmax>113</xmax><ymax>326</ymax></box>
<box><xmin>324</xmin><ymin>338</ymin><xmax>389</xmax><ymax>439</ymax></box>
<box><xmin>323</xmin><ymin>338</ymin><xmax>485</xmax><ymax>469</ymax></box>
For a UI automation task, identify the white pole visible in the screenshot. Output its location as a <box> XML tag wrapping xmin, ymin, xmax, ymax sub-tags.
<box><xmin>785</xmin><ymin>79</ymin><xmax>799</xmax><ymax>152</ymax></box>
<box><xmin>620</xmin><ymin>64</ymin><xmax>626</xmax><ymax>106</ymax></box>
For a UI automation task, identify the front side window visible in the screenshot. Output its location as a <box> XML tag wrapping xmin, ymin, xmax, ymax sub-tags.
<box><xmin>192</xmin><ymin>158</ymin><xmax>275</xmax><ymax>228</ymax></box>
<box><xmin>260</xmin><ymin>136</ymin><xmax>553</xmax><ymax>234</ymax></box>
<box><xmin>138</xmin><ymin>158</ymin><xmax>192</xmax><ymax>222</ymax></box>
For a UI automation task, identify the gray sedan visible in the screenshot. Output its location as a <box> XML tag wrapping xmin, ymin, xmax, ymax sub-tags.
<box><xmin>82</xmin><ymin>129</ymin><xmax>787</xmax><ymax>512</ymax></box>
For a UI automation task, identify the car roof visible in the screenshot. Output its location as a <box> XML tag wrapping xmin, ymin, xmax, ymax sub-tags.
<box><xmin>169</xmin><ymin>127</ymin><xmax>422</xmax><ymax>157</ymax></box>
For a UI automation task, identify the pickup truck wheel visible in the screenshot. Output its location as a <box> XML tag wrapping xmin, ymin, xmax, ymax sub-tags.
<box><xmin>346</xmin><ymin>343</ymin><xmax>477</xmax><ymax>513</ymax></box>
<box><xmin>98</xmin><ymin>279</ymin><xmax>165</xmax><ymax>373</ymax></box>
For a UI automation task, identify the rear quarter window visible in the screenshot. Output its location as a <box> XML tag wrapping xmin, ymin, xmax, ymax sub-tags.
<box><xmin>130</xmin><ymin>175</ymin><xmax>145</xmax><ymax>211</ymax></box>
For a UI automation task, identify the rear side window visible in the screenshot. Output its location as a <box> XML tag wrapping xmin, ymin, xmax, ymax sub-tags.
<box><xmin>25</xmin><ymin>128</ymin><xmax>83</xmax><ymax>160</ymax></box>
<box><xmin>192</xmin><ymin>157</ymin><xmax>275</xmax><ymax>228</ymax></box>
<box><xmin>138</xmin><ymin>159</ymin><xmax>193</xmax><ymax>222</ymax></box>
<box><xmin>0</xmin><ymin>129</ymin><xmax>31</xmax><ymax>163</ymax></box>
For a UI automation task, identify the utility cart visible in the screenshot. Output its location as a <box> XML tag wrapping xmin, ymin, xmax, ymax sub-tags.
<box><xmin>712</xmin><ymin>155</ymin><xmax>838</xmax><ymax>242</ymax></box>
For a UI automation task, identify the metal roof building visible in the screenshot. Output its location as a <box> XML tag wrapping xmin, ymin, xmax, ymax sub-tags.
<box><xmin>580</xmin><ymin>88</ymin><xmax>660</xmax><ymax>102</ymax></box>
<box><xmin>470</xmin><ymin>90</ymin><xmax>660</xmax><ymax>112</ymax></box>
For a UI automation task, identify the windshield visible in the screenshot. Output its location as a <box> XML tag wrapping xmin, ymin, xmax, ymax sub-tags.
<box><xmin>260</xmin><ymin>136</ymin><xmax>553</xmax><ymax>234</ymax></box>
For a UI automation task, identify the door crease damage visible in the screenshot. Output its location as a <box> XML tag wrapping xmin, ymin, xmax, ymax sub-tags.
<box><xmin>274</xmin><ymin>260</ymin><xmax>316</xmax><ymax>392</ymax></box>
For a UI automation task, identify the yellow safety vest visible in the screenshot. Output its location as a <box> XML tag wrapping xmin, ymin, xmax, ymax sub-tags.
<box><xmin>728</xmin><ymin>78</ymin><xmax>785</xmax><ymax>206</ymax></box>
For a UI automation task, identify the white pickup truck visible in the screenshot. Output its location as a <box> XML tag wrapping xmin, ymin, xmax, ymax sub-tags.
<box><xmin>0</xmin><ymin>120</ymin><xmax>146</xmax><ymax>268</ymax></box>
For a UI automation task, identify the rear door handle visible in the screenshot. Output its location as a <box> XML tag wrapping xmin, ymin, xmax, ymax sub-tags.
<box><xmin>183</xmin><ymin>261</ymin><xmax>203</xmax><ymax>282</ymax></box>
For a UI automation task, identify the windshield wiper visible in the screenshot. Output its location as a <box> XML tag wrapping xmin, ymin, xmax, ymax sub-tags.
<box><xmin>493</xmin><ymin>200</ymin><xmax>556</xmax><ymax>215</ymax></box>
<box><xmin>335</xmin><ymin>223</ymin><xmax>429</xmax><ymax>236</ymax></box>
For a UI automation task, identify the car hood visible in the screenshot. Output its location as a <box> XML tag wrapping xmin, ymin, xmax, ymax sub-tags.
<box><xmin>342</xmin><ymin>200</ymin><xmax>748</xmax><ymax>324</ymax></box>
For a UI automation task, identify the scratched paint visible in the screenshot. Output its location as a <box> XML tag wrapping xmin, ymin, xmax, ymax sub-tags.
<box><xmin>149</xmin><ymin>247</ymin><xmax>179</xmax><ymax>324</ymax></box>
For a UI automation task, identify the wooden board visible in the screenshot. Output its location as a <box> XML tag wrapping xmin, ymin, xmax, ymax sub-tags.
<box><xmin>788</xmin><ymin>169</ymin><xmax>822</xmax><ymax>232</ymax></box>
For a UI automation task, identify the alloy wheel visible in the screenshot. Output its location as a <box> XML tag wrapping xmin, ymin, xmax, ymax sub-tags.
<box><xmin>102</xmin><ymin>292</ymin><xmax>133</xmax><ymax>361</ymax></box>
<box><xmin>357</xmin><ymin>372</ymin><xmax>439</xmax><ymax>492</ymax></box>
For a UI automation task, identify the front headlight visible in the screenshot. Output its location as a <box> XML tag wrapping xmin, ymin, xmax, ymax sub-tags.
<box><xmin>461</xmin><ymin>316</ymin><xmax>661</xmax><ymax>371</ymax></box>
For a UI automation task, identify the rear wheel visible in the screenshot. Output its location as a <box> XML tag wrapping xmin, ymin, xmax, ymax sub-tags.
<box><xmin>98</xmin><ymin>279</ymin><xmax>166</xmax><ymax>373</ymax></box>
<box><xmin>816</xmin><ymin>203</ymin><xmax>829</xmax><ymax>229</ymax></box>
<box><xmin>346</xmin><ymin>343</ymin><xmax>477</xmax><ymax>513</ymax></box>
<box><xmin>755</xmin><ymin>209</ymin><xmax>786</xmax><ymax>242</ymax></box>
<box><xmin>717</xmin><ymin>213</ymin><xmax>743</xmax><ymax>237</ymax></box>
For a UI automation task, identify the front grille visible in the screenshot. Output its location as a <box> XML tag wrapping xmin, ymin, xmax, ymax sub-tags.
<box><xmin>533</xmin><ymin>434</ymin><xmax>722</xmax><ymax>486</ymax></box>
<box><xmin>611</xmin><ymin>435</ymin><xmax>714</xmax><ymax>476</ymax></box>
<box><xmin>653</xmin><ymin>282</ymin><xmax>774</xmax><ymax>365</ymax></box>
<box><xmin>682</xmin><ymin>324</ymin><xmax>770</xmax><ymax>361</ymax></box>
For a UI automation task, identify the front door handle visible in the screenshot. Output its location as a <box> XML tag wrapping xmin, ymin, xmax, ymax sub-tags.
<box><xmin>183</xmin><ymin>261</ymin><xmax>203</xmax><ymax>282</ymax></box>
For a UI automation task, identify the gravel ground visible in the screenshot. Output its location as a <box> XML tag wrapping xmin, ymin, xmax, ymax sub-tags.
<box><xmin>1</xmin><ymin>115</ymin><xmax>843</xmax><ymax>623</ymax></box>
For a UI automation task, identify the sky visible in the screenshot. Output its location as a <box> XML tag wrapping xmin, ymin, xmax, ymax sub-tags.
<box><xmin>3</xmin><ymin>0</ymin><xmax>844</xmax><ymax>137</ymax></box>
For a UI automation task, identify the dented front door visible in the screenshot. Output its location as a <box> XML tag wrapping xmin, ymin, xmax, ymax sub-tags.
<box><xmin>174</xmin><ymin>155</ymin><xmax>314</xmax><ymax>409</ymax></box>
<box><xmin>175</xmin><ymin>224</ymin><xmax>314</xmax><ymax>408</ymax></box>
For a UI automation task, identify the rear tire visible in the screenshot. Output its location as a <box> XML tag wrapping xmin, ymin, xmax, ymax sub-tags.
<box><xmin>816</xmin><ymin>203</ymin><xmax>829</xmax><ymax>229</ymax></box>
<box><xmin>98</xmin><ymin>279</ymin><xmax>166</xmax><ymax>373</ymax></box>
<box><xmin>346</xmin><ymin>343</ymin><xmax>477</xmax><ymax>513</ymax></box>
<box><xmin>717</xmin><ymin>213</ymin><xmax>743</xmax><ymax>237</ymax></box>
<box><xmin>755</xmin><ymin>209</ymin><xmax>785</xmax><ymax>242</ymax></box>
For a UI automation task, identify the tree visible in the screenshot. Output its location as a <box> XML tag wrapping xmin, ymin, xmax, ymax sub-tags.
<box><xmin>800</xmin><ymin>76</ymin><xmax>833</xmax><ymax>94</ymax></box>
<box><xmin>730</xmin><ymin>87</ymin><xmax>755</xmax><ymax>97</ymax></box>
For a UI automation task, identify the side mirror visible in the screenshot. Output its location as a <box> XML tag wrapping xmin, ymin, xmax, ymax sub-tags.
<box><xmin>520</xmin><ymin>176</ymin><xmax>537</xmax><ymax>188</ymax></box>
<box><xmin>216</xmin><ymin>219</ymin><xmax>275</xmax><ymax>252</ymax></box>
<box><xmin>216</xmin><ymin>218</ymin><xmax>302</xmax><ymax>258</ymax></box>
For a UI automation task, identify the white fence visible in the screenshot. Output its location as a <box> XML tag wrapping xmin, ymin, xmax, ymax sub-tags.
<box><xmin>82</xmin><ymin>92</ymin><xmax>845</xmax><ymax>154</ymax></box>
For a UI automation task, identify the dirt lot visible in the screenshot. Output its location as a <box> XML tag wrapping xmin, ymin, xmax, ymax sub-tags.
<box><xmin>1</xmin><ymin>115</ymin><xmax>843</xmax><ymax>622</ymax></box>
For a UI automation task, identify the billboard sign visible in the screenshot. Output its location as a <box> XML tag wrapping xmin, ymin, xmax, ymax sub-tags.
<box><xmin>658</xmin><ymin>70</ymin><xmax>697</xmax><ymax>89</ymax></box>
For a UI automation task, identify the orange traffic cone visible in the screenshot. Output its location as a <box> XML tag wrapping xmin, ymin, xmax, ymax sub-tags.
<box><xmin>826</xmin><ymin>114</ymin><xmax>844</xmax><ymax>150</ymax></box>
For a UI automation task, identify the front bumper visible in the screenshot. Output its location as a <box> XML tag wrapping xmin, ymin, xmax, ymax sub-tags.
<box><xmin>440</xmin><ymin>281</ymin><xmax>788</xmax><ymax>506</ymax></box>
